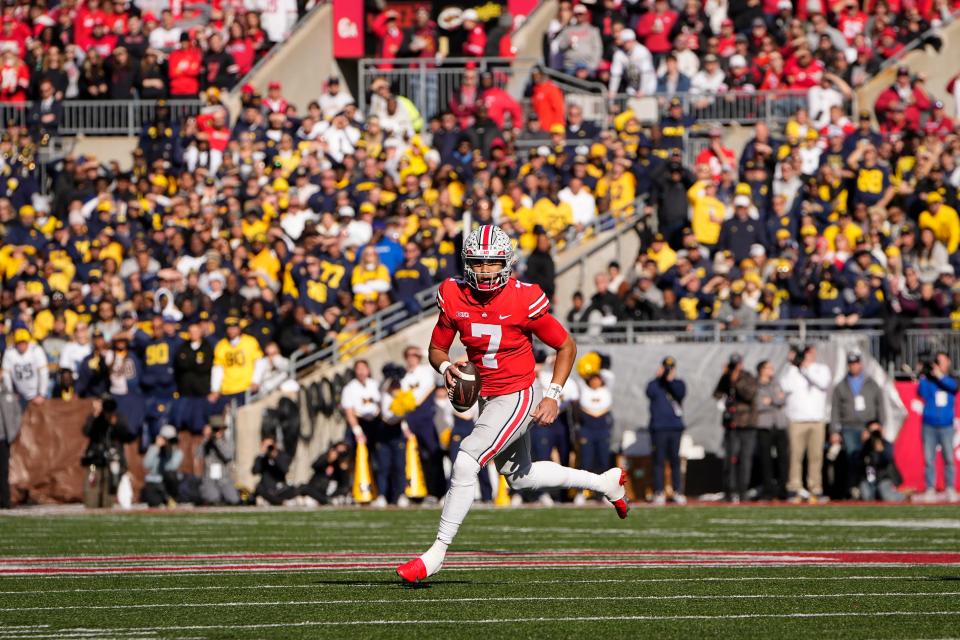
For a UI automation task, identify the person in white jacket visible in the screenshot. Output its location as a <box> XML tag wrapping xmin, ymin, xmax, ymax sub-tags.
<box><xmin>779</xmin><ymin>344</ymin><xmax>833</xmax><ymax>502</ymax></box>
<box><xmin>2</xmin><ymin>329</ymin><xmax>49</xmax><ymax>408</ymax></box>
<box><xmin>608</xmin><ymin>29</ymin><xmax>657</xmax><ymax>98</ymax></box>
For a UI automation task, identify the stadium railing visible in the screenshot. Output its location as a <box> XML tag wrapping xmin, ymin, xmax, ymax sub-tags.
<box><xmin>611</xmin><ymin>90</ymin><xmax>847</xmax><ymax>126</ymax></box>
<box><xmin>0</xmin><ymin>99</ymin><xmax>205</xmax><ymax>137</ymax></box>
<box><xmin>357</xmin><ymin>56</ymin><xmax>537</xmax><ymax>122</ymax></box>
<box><xmin>568</xmin><ymin>317</ymin><xmax>960</xmax><ymax>373</ymax></box>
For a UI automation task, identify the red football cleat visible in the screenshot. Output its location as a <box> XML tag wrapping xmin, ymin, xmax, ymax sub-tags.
<box><xmin>396</xmin><ymin>558</ymin><xmax>428</xmax><ymax>583</ymax></box>
<box><xmin>611</xmin><ymin>469</ymin><xmax>629</xmax><ymax>519</ymax></box>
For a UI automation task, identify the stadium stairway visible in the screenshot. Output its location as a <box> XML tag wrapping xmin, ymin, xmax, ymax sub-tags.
<box><xmin>232</xmin><ymin>214</ymin><xmax>643</xmax><ymax>490</ymax></box>
<box><xmin>224</xmin><ymin>3</ymin><xmax>349</xmax><ymax>117</ymax></box>
<box><xmin>856</xmin><ymin>17</ymin><xmax>960</xmax><ymax>119</ymax></box>
<box><xmin>505</xmin><ymin>0</ymin><xmax>559</xmax><ymax>100</ymax></box>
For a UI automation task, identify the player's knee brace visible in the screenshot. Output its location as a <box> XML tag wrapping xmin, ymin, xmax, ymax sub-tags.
<box><xmin>450</xmin><ymin>454</ymin><xmax>481</xmax><ymax>487</ymax></box>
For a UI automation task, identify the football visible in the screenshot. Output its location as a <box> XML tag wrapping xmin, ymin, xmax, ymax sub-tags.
<box><xmin>450</xmin><ymin>361</ymin><xmax>481</xmax><ymax>412</ymax></box>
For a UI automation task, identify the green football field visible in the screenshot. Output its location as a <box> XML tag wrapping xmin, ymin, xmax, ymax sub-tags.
<box><xmin>1</xmin><ymin>504</ymin><xmax>959</xmax><ymax>639</ymax></box>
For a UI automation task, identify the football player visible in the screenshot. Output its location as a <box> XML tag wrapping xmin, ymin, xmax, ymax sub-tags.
<box><xmin>396</xmin><ymin>225</ymin><xmax>628</xmax><ymax>583</ymax></box>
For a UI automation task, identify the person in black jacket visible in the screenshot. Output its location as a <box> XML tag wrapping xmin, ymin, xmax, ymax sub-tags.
<box><xmin>300</xmin><ymin>441</ymin><xmax>351</xmax><ymax>505</ymax></box>
<box><xmin>253</xmin><ymin>437</ymin><xmax>298</xmax><ymax>505</ymax></box>
<box><xmin>523</xmin><ymin>231</ymin><xmax>556</xmax><ymax>301</ymax></box>
<box><xmin>646</xmin><ymin>357</ymin><xmax>687</xmax><ymax>505</ymax></box>
<box><xmin>655</xmin><ymin>161</ymin><xmax>694</xmax><ymax>248</ymax></box>
<box><xmin>713</xmin><ymin>354</ymin><xmax>758</xmax><ymax>503</ymax></box>
<box><xmin>856</xmin><ymin>421</ymin><xmax>905</xmax><ymax>502</ymax></box>
<box><xmin>173</xmin><ymin>322</ymin><xmax>214</xmax><ymax>433</ymax></box>
<box><xmin>81</xmin><ymin>396</ymin><xmax>134</xmax><ymax>508</ymax></box>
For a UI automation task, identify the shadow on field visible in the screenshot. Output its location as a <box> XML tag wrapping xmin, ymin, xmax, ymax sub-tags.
<box><xmin>306</xmin><ymin>579</ymin><xmax>471</xmax><ymax>589</ymax></box>
<box><xmin>925</xmin><ymin>576</ymin><xmax>960</xmax><ymax>581</ymax></box>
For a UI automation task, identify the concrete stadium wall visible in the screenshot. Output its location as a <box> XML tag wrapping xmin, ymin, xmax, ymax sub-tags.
<box><xmin>857</xmin><ymin>19</ymin><xmax>960</xmax><ymax>119</ymax></box>
<box><xmin>68</xmin><ymin>136</ymin><xmax>138</xmax><ymax>167</ymax></box>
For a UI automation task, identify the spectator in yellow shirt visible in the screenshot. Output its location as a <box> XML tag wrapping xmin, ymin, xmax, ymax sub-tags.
<box><xmin>647</xmin><ymin>233</ymin><xmax>677</xmax><ymax>273</ymax></box>
<box><xmin>210</xmin><ymin>316</ymin><xmax>265</xmax><ymax>410</ymax></box>
<box><xmin>351</xmin><ymin>246</ymin><xmax>391</xmax><ymax>310</ymax></box>
<box><xmin>919</xmin><ymin>192</ymin><xmax>960</xmax><ymax>254</ymax></box>
<box><xmin>690</xmin><ymin>180</ymin><xmax>725</xmax><ymax>249</ymax></box>
<box><xmin>596</xmin><ymin>159</ymin><xmax>636</xmax><ymax>217</ymax></box>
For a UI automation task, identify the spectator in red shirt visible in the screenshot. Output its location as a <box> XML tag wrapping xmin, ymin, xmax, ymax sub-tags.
<box><xmin>636</xmin><ymin>0</ymin><xmax>679</xmax><ymax>59</ymax></box>
<box><xmin>0</xmin><ymin>50</ymin><xmax>29</xmax><ymax>102</ymax></box>
<box><xmin>875</xmin><ymin>66</ymin><xmax>932</xmax><ymax>129</ymax></box>
<box><xmin>530</xmin><ymin>67</ymin><xmax>565</xmax><ymax>132</ymax></box>
<box><xmin>74</xmin><ymin>0</ymin><xmax>106</xmax><ymax>52</ymax></box>
<box><xmin>837</xmin><ymin>0</ymin><xmax>868</xmax><ymax>42</ymax></box>
<box><xmin>479</xmin><ymin>72</ymin><xmax>522</xmax><ymax>131</ymax></box>
<box><xmin>371</xmin><ymin>9</ymin><xmax>403</xmax><ymax>70</ymax></box>
<box><xmin>927</xmin><ymin>100</ymin><xmax>955</xmax><ymax>136</ymax></box>
<box><xmin>197</xmin><ymin>106</ymin><xmax>231</xmax><ymax>153</ymax></box>
<box><xmin>461</xmin><ymin>9</ymin><xmax>487</xmax><ymax>57</ymax></box>
<box><xmin>264</xmin><ymin>81</ymin><xmax>288</xmax><ymax>113</ymax></box>
<box><xmin>696</xmin><ymin>126</ymin><xmax>737</xmax><ymax>180</ymax></box>
<box><xmin>167</xmin><ymin>32</ymin><xmax>202</xmax><ymax>97</ymax></box>
<box><xmin>226</xmin><ymin>22</ymin><xmax>255</xmax><ymax>76</ymax></box>
<box><xmin>784</xmin><ymin>46</ymin><xmax>824</xmax><ymax>89</ymax></box>
<box><xmin>0</xmin><ymin>18</ymin><xmax>28</xmax><ymax>56</ymax></box>
<box><xmin>875</xmin><ymin>27</ymin><xmax>904</xmax><ymax>59</ymax></box>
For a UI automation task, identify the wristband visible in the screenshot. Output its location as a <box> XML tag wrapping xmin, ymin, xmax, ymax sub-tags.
<box><xmin>439</xmin><ymin>361</ymin><xmax>452</xmax><ymax>375</ymax></box>
<box><xmin>545</xmin><ymin>383</ymin><xmax>563</xmax><ymax>401</ymax></box>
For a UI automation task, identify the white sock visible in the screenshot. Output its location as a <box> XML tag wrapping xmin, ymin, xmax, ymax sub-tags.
<box><xmin>421</xmin><ymin>454</ymin><xmax>480</xmax><ymax>576</ymax></box>
<box><xmin>515</xmin><ymin>462</ymin><xmax>609</xmax><ymax>493</ymax></box>
<box><xmin>531</xmin><ymin>461</ymin><xmax>606</xmax><ymax>492</ymax></box>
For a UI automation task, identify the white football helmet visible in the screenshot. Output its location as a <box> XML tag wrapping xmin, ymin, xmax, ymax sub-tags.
<box><xmin>462</xmin><ymin>224</ymin><xmax>516</xmax><ymax>291</ymax></box>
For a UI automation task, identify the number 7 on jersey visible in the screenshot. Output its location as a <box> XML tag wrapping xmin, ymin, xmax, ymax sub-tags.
<box><xmin>471</xmin><ymin>323</ymin><xmax>502</xmax><ymax>369</ymax></box>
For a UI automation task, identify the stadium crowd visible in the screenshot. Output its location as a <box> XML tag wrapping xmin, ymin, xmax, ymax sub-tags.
<box><xmin>0</xmin><ymin>0</ymin><xmax>305</xmax><ymax>103</ymax></box>
<box><xmin>1</xmin><ymin>0</ymin><xmax>959</xmax><ymax>509</ymax></box>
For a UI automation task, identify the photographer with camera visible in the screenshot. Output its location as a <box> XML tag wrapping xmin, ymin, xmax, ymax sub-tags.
<box><xmin>197</xmin><ymin>416</ymin><xmax>240</xmax><ymax>506</ymax></box>
<box><xmin>917</xmin><ymin>351</ymin><xmax>958</xmax><ymax>502</ymax></box>
<box><xmin>81</xmin><ymin>396</ymin><xmax>134</xmax><ymax>509</ymax></box>
<box><xmin>780</xmin><ymin>344</ymin><xmax>833</xmax><ymax>503</ymax></box>
<box><xmin>252</xmin><ymin>436</ymin><xmax>298</xmax><ymax>506</ymax></box>
<box><xmin>857</xmin><ymin>421</ymin><xmax>905</xmax><ymax>502</ymax></box>
<box><xmin>301</xmin><ymin>441</ymin><xmax>352</xmax><ymax>506</ymax></box>
<box><xmin>646</xmin><ymin>356</ymin><xmax>687</xmax><ymax>505</ymax></box>
<box><xmin>142</xmin><ymin>425</ymin><xmax>183</xmax><ymax>508</ymax></box>
<box><xmin>713</xmin><ymin>354</ymin><xmax>758</xmax><ymax>503</ymax></box>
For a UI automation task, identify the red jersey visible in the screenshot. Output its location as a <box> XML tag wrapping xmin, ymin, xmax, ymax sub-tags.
<box><xmin>431</xmin><ymin>277</ymin><xmax>568</xmax><ymax>397</ymax></box>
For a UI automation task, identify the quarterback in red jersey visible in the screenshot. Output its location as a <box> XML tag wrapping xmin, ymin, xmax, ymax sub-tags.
<box><xmin>396</xmin><ymin>225</ymin><xmax>628</xmax><ymax>584</ymax></box>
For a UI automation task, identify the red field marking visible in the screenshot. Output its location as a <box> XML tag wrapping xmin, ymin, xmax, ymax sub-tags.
<box><xmin>1</xmin><ymin>550</ymin><xmax>959</xmax><ymax>575</ymax></box>
<box><xmin>1</xmin><ymin>550</ymin><xmax>959</xmax><ymax>565</ymax></box>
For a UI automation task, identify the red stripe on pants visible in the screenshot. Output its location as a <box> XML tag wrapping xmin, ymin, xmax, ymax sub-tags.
<box><xmin>479</xmin><ymin>387</ymin><xmax>532</xmax><ymax>466</ymax></box>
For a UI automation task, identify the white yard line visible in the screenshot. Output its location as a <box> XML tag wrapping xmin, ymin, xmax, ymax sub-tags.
<box><xmin>0</xmin><ymin>574</ymin><xmax>929</xmax><ymax>596</ymax></box>
<box><xmin>42</xmin><ymin>611</ymin><xmax>960</xmax><ymax>634</ymax></box>
<box><xmin>2</xmin><ymin>592</ymin><xmax>958</xmax><ymax>613</ymax></box>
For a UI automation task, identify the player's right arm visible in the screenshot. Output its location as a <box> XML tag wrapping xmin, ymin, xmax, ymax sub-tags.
<box><xmin>429</xmin><ymin>282</ymin><xmax>464</xmax><ymax>392</ymax></box>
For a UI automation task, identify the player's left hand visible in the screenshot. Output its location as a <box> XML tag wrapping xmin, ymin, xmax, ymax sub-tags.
<box><xmin>530</xmin><ymin>398</ymin><xmax>559</xmax><ymax>425</ymax></box>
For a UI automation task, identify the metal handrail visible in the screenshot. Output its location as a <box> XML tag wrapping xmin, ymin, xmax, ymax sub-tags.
<box><xmin>556</xmin><ymin>212</ymin><xmax>644</xmax><ymax>279</ymax></box>
<box><xmin>0</xmin><ymin>98</ymin><xmax>205</xmax><ymax>137</ymax></box>
<box><xmin>878</xmin><ymin>8</ymin><xmax>960</xmax><ymax>71</ymax></box>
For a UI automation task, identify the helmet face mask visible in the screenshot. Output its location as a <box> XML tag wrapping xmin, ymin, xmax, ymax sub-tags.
<box><xmin>462</xmin><ymin>225</ymin><xmax>515</xmax><ymax>292</ymax></box>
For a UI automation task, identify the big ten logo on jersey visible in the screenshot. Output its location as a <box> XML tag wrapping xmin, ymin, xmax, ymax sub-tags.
<box><xmin>456</xmin><ymin>311</ymin><xmax>470</xmax><ymax>319</ymax></box>
<box><xmin>145</xmin><ymin>342</ymin><xmax>169</xmax><ymax>366</ymax></box>
<box><xmin>224</xmin><ymin>350</ymin><xmax>247</xmax><ymax>367</ymax></box>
